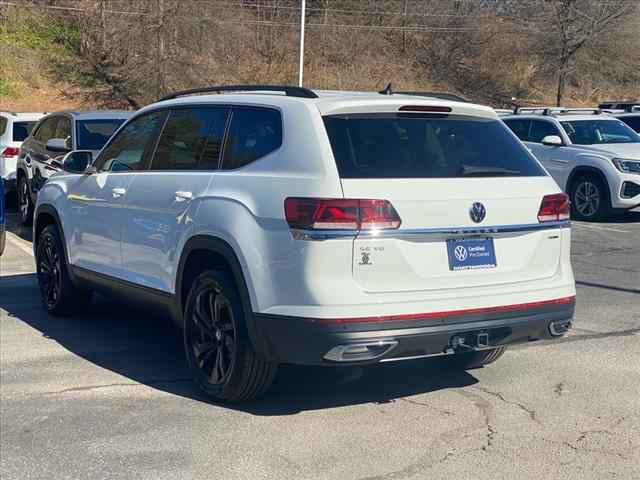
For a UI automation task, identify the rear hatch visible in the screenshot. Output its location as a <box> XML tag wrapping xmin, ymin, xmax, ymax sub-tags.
<box><xmin>322</xmin><ymin>105</ymin><xmax>566</xmax><ymax>293</ymax></box>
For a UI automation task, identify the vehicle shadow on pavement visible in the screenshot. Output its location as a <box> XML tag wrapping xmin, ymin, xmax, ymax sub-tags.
<box><xmin>0</xmin><ymin>273</ymin><xmax>478</xmax><ymax>415</ymax></box>
<box><xmin>4</xmin><ymin>200</ymin><xmax>33</xmax><ymax>243</ymax></box>
<box><xmin>599</xmin><ymin>209</ymin><xmax>640</xmax><ymax>224</ymax></box>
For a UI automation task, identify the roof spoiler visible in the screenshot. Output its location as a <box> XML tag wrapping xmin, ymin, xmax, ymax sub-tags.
<box><xmin>377</xmin><ymin>83</ymin><xmax>469</xmax><ymax>103</ymax></box>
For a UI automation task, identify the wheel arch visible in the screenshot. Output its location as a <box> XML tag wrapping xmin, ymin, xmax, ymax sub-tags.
<box><xmin>566</xmin><ymin>166</ymin><xmax>610</xmax><ymax>198</ymax></box>
<box><xmin>33</xmin><ymin>204</ymin><xmax>74</xmax><ymax>279</ymax></box>
<box><xmin>176</xmin><ymin>235</ymin><xmax>274</xmax><ymax>361</ymax></box>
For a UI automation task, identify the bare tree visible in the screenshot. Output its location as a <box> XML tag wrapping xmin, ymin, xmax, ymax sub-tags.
<box><xmin>543</xmin><ymin>0</ymin><xmax>636</xmax><ymax>106</ymax></box>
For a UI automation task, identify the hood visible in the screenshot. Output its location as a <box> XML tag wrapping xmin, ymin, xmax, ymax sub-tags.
<box><xmin>575</xmin><ymin>143</ymin><xmax>640</xmax><ymax>160</ymax></box>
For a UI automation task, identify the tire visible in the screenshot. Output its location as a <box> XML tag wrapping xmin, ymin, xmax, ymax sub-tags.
<box><xmin>569</xmin><ymin>174</ymin><xmax>610</xmax><ymax>221</ymax></box>
<box><xmin>18</xmin><ymin>176</ymin><xmax>34</xmax><ymax>226</ymax></box>
<box><xmin>35</xmin><ymin>224</ymin><xmax>91</xmax><ymax>316</ymax></box>
<box><xmin>447</xmin><ymin>347</ymin><xmax>506</xmax><ymax>370</ymax></box>
<box><xmin>183</xmin><ymin>270</ymin><xmax>277</xmax><ymax>402</ymax></box>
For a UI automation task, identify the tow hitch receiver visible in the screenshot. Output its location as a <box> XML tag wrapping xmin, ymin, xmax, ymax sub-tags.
<box><xmin>449</xmin><ymin>332</ymin><xmax>491</xmax><ymax>352</ymax></box>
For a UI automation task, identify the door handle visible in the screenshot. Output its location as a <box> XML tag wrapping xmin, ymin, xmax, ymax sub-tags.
<box><xmin>174</xmin><ymin>191</ymin><xmax>193</xmax><ymax>202</ymax></box>
<box><xmin>112</xmin><ymin>187</ymin><xmax>127</xmax><ymax>198</ymax></box>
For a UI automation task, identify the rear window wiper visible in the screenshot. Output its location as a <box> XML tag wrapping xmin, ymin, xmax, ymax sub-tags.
<box><xmin>460</xmin><ymin>165</ymin><xmax>521</xmax><ymax>177</ymax></box>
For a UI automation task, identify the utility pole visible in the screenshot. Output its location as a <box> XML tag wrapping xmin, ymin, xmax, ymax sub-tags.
<box><xmin>157</xmin><ymin>0</ymin><xmax>165</xmax><ymax>98</ymax></box>
<box><xmin>402</xmin><ymin>0</ymin><xmax>408</xmax><ymax>54</ymax></box>
<box><xmin>298</xmin><ymin>0</ymin><xmax>306</xmax><ymax>86</ymax></box>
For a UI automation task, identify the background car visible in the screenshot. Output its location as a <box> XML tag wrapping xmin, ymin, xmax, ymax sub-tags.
<box><xmin>16</xmin><ymin>110</ymin><xmax>132</xmax><ymax>224</ymax></box>
<box><xmin>503</xmin><ymin>108</ymin><xmax>640</xmax><ymax>220</ymax></box>
<box><xmin>1</xmin><ymin>111</ymin><xmax>44</xmax><ymax>195</ymax></box>
<box><xmin>615</xmin><ymin>113</ymin><xmax>640</xmax><ymax>133</ymax></box>
<box><xmin>0</xmin><ymin>178</ymin><xmax>5</xmax><ymax>256</ymax></box>
<box><xmin>598</xmin><ymin>100</ymin><xmax>640</xmax><ymax>112</ymax></box>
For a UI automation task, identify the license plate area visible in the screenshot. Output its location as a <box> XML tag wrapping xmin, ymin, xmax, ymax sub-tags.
<box><xmin>447</xmin><ymin>237</ymin><xmax>497</xmax><ymax>271</ymax></box>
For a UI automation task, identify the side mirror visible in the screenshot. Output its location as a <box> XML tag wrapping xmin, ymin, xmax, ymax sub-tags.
<box><xmin>46</xmin><ymin>138</ymin><xmax>71</xmax><ymax>153</ymax></box>
<box><xmin>61</xmin><ymin>150</ymin><xmax>93</xmax><ymax>174</ymax></box>
<box><xmin>541</xmin><ymin>135</ymin><xmax>563</xmax><ymax>146</ymax></box>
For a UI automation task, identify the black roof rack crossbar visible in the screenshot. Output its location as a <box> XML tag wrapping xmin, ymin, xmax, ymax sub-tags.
<box><xmin>159</xmin><ymin>85</ymin><xmax>318</xmax><ymax>102</ymax></box>
<box><xmin>513</xmin><ymin>106</ymin><xmax>602</xmax><ymax>116</ymax></box>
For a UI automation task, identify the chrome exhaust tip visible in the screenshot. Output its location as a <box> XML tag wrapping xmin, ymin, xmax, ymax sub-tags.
<box><xmin>549</xmin><ymin>320</ymin><xmax>572</xmax><ymax>336</ymax></box>
<box><xmin>323</xmin><ymin>340</ymin><xmax>399</xmax><ymax>362</ymax></box>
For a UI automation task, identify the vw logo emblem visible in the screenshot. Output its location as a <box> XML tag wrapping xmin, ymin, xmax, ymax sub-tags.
<box><xmin>469</xmin><ymin>202</ymin><xmax>486</xmax><ymax>223</ymax></box>
<box><xmin>454</xmin><ymin>245</ymin><xmax>468</xmax><ymax>262</ymax></box>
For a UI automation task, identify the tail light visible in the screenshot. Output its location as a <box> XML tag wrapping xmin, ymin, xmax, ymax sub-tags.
<box><xmin>284</xmin><ymin>198</ymin><xmax>401</xmax><ymax>231</ymax></box>
<box><xmin>1</xmin><ymin>147</ymin><xmax>20</xmax><ymax>157</ymax></box>
<box><xmin>538</xmin><ymin>193</ymin><xmax>570</xmax><ymax>222</ymax></box>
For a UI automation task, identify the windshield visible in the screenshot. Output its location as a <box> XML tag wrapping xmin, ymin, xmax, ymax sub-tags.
<box><xmin>76</xmin><ymin>119</ymin><xmax>126</xmax><ymax>150</ymax></box>
<box><xmin>323</xmin><ymin>113</ymin><xmax>546</xmax><ymax>178</ymax></box>
<box><xmin>13</xmin><ymin>121</ymin><xmax>37</xmax><ymax>141</ymax></box>
<box><xmin>560</xmin><ymin>119</ymin><xmax>640</xmax><ymax>145</ymax></box>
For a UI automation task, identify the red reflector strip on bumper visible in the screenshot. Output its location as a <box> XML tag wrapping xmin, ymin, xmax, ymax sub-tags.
<box><xmin>312</xmin><ymin>296</ymin><xmax>576</xmax><ymax>325</ymax></box>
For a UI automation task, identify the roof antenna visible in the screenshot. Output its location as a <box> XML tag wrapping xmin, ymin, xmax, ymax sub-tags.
<box><xmin>379</xmin><ymin>83</ymin><xmax>393</xmax><ymax>95</ymax></box>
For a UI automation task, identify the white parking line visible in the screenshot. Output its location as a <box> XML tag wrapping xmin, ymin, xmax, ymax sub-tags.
<box><xmin>5</xmin><ymin>232</ymin><xmax>34</xmax><ymax>257</ymax></box>
<box><xmin>572</xmin><ymin>223</ymin><xmax>629</xmax><ymax>234</ymax></box>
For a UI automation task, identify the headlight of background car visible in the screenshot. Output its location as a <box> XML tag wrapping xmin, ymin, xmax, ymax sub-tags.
<box><xmin>612</xmin><ymin>158</ymin><xmax>640</xmax><ymax>174</ymax></box>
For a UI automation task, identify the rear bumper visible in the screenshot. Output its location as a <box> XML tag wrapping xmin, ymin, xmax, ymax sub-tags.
<box><xmin>253</xmin><ymin>297</ymin><xmax>575</xmax><ymax>365</ymax></box>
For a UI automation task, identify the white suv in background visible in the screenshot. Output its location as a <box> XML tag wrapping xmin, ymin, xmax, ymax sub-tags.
<box><xmin>503</xmin><ymin>108</ymin><xmax>640</xmax><ymax>220</ymax></box>
<box><xmin>0</xmin><ymin>111</ymin><xmax>44</xmax><ymax>195</ymax></box>
<box><xmin>33</xmin><ymin>85</ymin><xmax>576</xmax><ymax>401</ymax></box>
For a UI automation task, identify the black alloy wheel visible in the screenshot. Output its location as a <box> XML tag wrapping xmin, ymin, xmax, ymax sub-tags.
<box><xmin>184</xmin><ymin>270</ymin><xmax>277</xmax><ymax>401</ymax></box>
<box><xmin>37</xmin><ymin>229</ymin><xmax>62</xmax><ymax>310</ymax></box>
<box><xmin>18</xmin><ymin>176</ymin><xmax>33</xmax><ymax>225</ymax></box>
<box><xmin>189</xmin><ymin>285</ymin><xmax>237</xmax><ymax>386</ymax></box>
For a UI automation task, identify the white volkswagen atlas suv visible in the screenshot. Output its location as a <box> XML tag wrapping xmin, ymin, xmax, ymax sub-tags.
<box><xmin>503</xmin><ymin>108</ymin><xmax>640</xmax><ymax>220</ymax></box>
<box><xmin>33</xmin><ymin>85</ymin><xmax>576</xmax><ymax>401</ymax></box>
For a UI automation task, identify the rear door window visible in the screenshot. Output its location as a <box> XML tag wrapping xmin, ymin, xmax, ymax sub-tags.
<box><xmin>503</xmin><ymin>119</ymin><xmax>531</xmax><ymax>141</ymax></box>
<box><xmin>12</xmin><ymin>121</ymin><xmax>37</xmax><ymax>141</ymax></box>
<box><xmin>96</xmin><ymin>111</ymin><xmax>166</xmax><ymax>172</ymax></box>
<box><xmin>76</xmin><ymin>119</ymin><xmax>126</xmax><ymax>150</ymax></box>
<box><xmin>34</xmin><ymin>117</ymin><xmax>59</xmax><ymax>143</ymax></box>
<box><xmin>323</xmin><ymin>113</ymin><xmax>545</xmax><ymax>178</ymax></box>
<box><xmin>528</xmin><ymin>120</ymin><xmax>561</xmax><ymax>143</ymax></box>
<box><xmin>0</xmin><ymin>117</ymin><xmax>7</xmax><ymax>136</ymax></box>
<box><xmin>151</xmin><ymin>107</ymin><xmax>228</xmax><ymax>170</ymax></box>
<box><xmin>221</xmin><ymin>108</ymin><xmax>282</xmax><ymax>170</ymax></box>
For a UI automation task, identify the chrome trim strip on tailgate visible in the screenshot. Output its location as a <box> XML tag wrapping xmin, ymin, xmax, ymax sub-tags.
<box><xmin>291</xmin><ymin>220</ymin><xmax>570</xmax><ymax>240</ymax></box>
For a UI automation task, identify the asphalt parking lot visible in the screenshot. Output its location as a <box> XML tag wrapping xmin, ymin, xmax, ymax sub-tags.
<box><xmin>1</xmin><ymin>202</ymin><xmax>639</xmax><ymax>480</ymax></box>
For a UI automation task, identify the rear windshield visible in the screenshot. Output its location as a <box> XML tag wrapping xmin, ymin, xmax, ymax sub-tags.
<box><xmin>13</xmin><ymin>121</ymin><xmax>37</xmax><ymax>141</ymax></box>
<box><xmin>560</xmin><ymin>119</ymin><xmax>640</xmax><ymax>145</ymax></box>
<box><xmin>76</xmin><ymin>119</ymin><xmax>127</xmax><ymax>150</ymax></box>
<box><xmin>323</xmin><ymin>114</ymin><xmax>546</xmax><ymax>178</ymax></box>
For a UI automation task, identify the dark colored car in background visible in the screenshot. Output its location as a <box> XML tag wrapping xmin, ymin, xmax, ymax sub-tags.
<box><xmin>16</xmin><ymin>110</ymin><xmax>132</xmax><ymax>225</ymax></box>
<box><xmin>615</xmin><ymin>113</ymin><xmax>640</xmax><ymax>134</ymax></box>
<box><xmin>0</xmin><ymin>178</ymin><xmax>5</xmax><ymax>256</ymax></box>
<box><xmin>599</xmin><ymin>100</ymin><xmax>640</xmax><ymax>113</ymax></box>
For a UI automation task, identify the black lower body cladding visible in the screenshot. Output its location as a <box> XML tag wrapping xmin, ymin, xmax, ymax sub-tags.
<box><xmin>254</xmin><ymin>298</ymin><xmax>575</xmax><ymax>365</ymax></box>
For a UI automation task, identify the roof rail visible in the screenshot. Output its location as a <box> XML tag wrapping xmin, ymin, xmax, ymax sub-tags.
<box><xmin>159</xmin><ymin>85</ymin><xmax>319</xmax><ymax>102</ymax></box>
<box><xmin>512</xmin><ymin>106</ymin><xmax>601</xmax><ymax>116</ymax></box>
<box><xmin>599</xmin><ymin>100</ymin><xmax>639</xmax><ymax>105</ymax></box>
